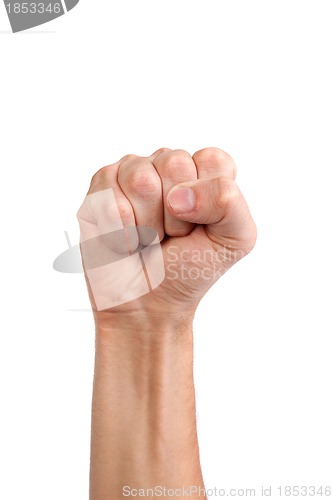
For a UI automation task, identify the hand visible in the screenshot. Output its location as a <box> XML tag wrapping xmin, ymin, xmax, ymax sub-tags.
<box><xmin>80</xmin><ymin>148</ymin><xmax>257</xmax><ymax>498</ymax></box>
<box><xmin>77</xmin><ymin>147</ymin><xmax>256</xmax><ymax>325</ymax></box>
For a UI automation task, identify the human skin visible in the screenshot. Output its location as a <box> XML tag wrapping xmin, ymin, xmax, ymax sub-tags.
<box><xmin>77</xmin><ymin>148</ymin><xmax>257</xmax><ymax>499</ymax></box>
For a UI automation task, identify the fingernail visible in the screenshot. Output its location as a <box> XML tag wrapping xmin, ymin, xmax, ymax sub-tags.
<box><xmin>168</xmin><ymin>187</ymin><xmax>196</xmax><ymax>213</ymax></box>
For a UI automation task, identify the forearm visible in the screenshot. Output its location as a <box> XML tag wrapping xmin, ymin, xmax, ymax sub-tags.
<box><xmin>89</xmin><ymin>314</ymin><xmax>205</xmax><ymax>499</ymax></box>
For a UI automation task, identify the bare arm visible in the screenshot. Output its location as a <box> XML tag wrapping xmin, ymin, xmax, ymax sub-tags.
<box><xmin>77</xmin><ymin>147</ymin><xmax>256</xmax><ymax>499</ymax></box>
<box><xmin>90</xmin><ymin>317</ymin><xmax>204</xmax><ymax>499</ymax></box>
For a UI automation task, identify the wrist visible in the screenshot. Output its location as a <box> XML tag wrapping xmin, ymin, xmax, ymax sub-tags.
<box><xmin>94</xmin><ymin>307</ymin><xmax>195</xmax><ymax>346</ymax></box>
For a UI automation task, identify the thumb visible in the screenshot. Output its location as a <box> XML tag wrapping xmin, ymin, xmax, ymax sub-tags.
<box><xmin>167</xmin><ymin>177</ymin><xmax>257</xmax><ymax>253</ymax></box>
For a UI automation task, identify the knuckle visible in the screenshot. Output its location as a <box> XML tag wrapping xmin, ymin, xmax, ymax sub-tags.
<box><xmin>120</xmin><ymin>157</ymin><xmax>161</xmax><ymax>196</ymax></box>
<box><xmin>195</xmin><ymin>148</ymin><xmax>236</xmax><ymax>175</ymax></box>
<box><xmin>160</xmin><ymin>150</ymin><xmax>191</xmax><ymax>177</ymax></box>
<box><xmin>197</xmin><ymin>147</ymin><xmax>232</xmax><ymax>163</ymax></box>
<box><xmin>92</xmin><ymin>165</ymin><xmax>110</xmax><ymax>181</ymax></box>
<box><xmin>89</xmin><ymin>165</ymin><xmax>113</xmax><ymax>192</ymax></box>
<box><xmin>130</xmin><ymin>170</ymin><xmax>161</xmax><ymax>196</ymax></box>
<box><xmin>151</xmin><ymin>147</ymin><xmax>171</xmax><ymax>157</ymax></box>
<box><xmin>120</xmin><ymin>154</ymin><xmax>138</xmax><ymax>163</ymax></box>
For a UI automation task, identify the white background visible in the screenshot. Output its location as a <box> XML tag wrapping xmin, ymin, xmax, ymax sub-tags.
<box><xmin>1</xmin><ymin>1</ymin><xmax>333</xmax><ymax>498</ymax></box>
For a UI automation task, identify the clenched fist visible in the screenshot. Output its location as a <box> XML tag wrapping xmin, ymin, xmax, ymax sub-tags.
<box><xmin>77</xmin><ymin>147</ymin><xmax>256</xmax><ymax>325</ymax></box>
<box><xmin>81</xmin><ymin>148</ymin><xmax>257</xmax><ymax>498</ymax></box>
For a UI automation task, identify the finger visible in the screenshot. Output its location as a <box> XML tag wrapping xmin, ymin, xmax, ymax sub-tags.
<box><xmin>80</xmin><ymin>164</ymin><xmax>138</xmax><ymax>253</ymax></box>
<box><xmin>192</xmin><ymin>147</ymin><xmax>237</xmax><ymax>180</ymax></box>
<box><xmin>166</xmin><ymin>177</ymin><xmax>257</xmax><ymax>254</ymax></box>
<box><xmin>88</xmin><ymin>164</ymin><xmax>136</xmax><ymax>230</ymax></box>
<box><xmin>149</xmin><ymin>147</ymin><xmax>172</xmax><ymax>160</ymax></box>
<box><xmin>152</xmin><ymin>149</ymin><xmax>198</xmax><ymax>236</ymax></box>
<box><xmin>118</xmin><ymin>155</ymin><xmax>164</xmax><ymax>244</ymax></box>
